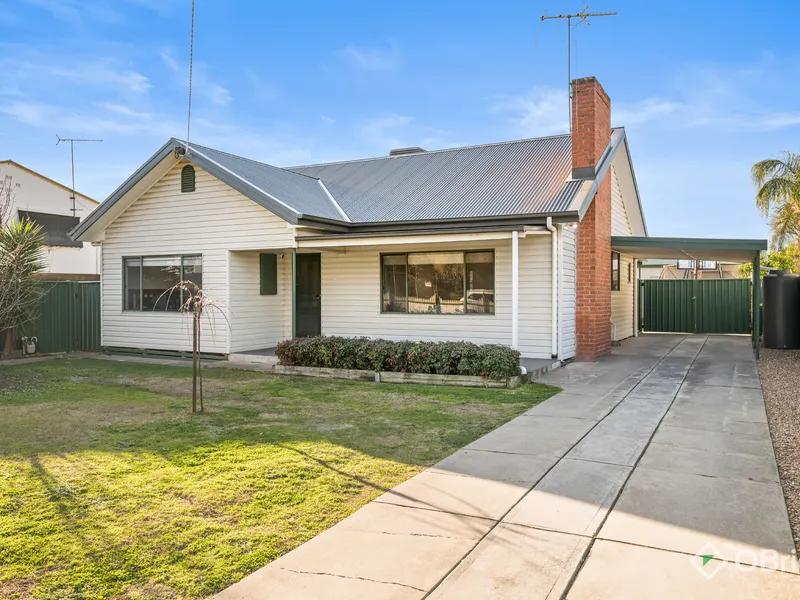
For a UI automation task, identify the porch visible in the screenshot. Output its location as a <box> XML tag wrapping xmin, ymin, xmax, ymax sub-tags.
<box><xmin>228</xmin><ymin>225</ymin><xmax>572</xmax><ymax>362</ymax></box>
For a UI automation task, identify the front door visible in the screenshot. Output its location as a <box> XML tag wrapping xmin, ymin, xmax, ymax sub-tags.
<box><xmin>295</xmin><ymin>253</ymin><xmax>321</xmax><ymax>337</ymax></box>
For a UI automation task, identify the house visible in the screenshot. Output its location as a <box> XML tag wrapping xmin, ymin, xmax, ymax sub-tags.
<box><xmin>639</xmin><ymin>258</ymin><xmax>743</xmax><ymax>280</ymax></box>
<box><xmin>1</xmin><ymin>160</ymin><xmax>100</xmax><ymax>280</ymax></box>
<box><xmin>72</xmin><ymin>76</ymin><xmax>647</xmax><ymax>362</ymax></box>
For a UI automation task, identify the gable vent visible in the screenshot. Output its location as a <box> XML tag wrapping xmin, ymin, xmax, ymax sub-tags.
<box><xmin>181</xmin><ymin>165</ymin><xmax>196</xmax><ymax>193</ymax></box>
<box><xmin>389</xmin><ymin>147</ymin><xmax>426</xmax><ymax>156</ymax></box>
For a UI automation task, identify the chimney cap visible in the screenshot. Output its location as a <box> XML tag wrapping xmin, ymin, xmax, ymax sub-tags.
<box><xmin>389</xmin><ymin>146</ymin><xmax>426</xmax><ymax>156</ymax></box>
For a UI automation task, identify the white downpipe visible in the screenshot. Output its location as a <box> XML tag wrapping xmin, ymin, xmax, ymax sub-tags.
<box><xmin>511</xmin><ymin>230</ymin><xmax>519</xmax><ymax>350</ymax></box>
<box><xmin>557</xmin><ymin>224</ymin><xmax>564</xmax><ymax>359</ymax></box>
<box><xmin>546</xmin><ymin>217</ymin><xmax>558</xmax><ymax>358</ymax></box>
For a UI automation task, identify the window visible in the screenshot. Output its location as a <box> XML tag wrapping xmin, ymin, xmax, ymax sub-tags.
<box><xmin>123</xmin><ymin>255</ymin><xmax>202</xmax><ymax>311</ymax></box>
<box><xmin>181</xmin><ymin>165</ymin><xmax>196</xmax><ymax>192</ymax></box>
<box><xmin>381</xmin><ymin>251</ymin><xmax>495</xmax><ymax>315</ymax></box>
<box><xmin>677</xmin><ymin>259</ymin><xmax>719</xmax><ymax>271</ymax></box>
<box><xmin>611</xmin><ymin>252</ymin><xmax>621</xmax><ymax>291</ymax></box>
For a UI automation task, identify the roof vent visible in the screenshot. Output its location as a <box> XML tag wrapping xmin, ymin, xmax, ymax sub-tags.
<box><xmin>389</xmin><ymin>147</ymin><xmax>426</xmax><ymax>156</ymax></box>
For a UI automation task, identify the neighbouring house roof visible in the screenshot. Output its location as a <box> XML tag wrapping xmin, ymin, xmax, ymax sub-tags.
<box><xmin>73</xmin><ymin>128</ymin><xmax>642</xmax><ymax>240</ymax></box>
<box><xmin>19</xmin><ymin>210</ymin><xmax>82</xmax><ymax>248</ymax></box>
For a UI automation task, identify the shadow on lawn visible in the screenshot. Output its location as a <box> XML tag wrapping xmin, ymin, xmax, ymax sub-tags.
<box><xmin>0</xmin><ymin>358</ymin><xmax>551</xmax><ymax>470</ymax></box>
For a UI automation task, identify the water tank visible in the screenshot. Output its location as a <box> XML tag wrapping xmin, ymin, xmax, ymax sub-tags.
<box><xmin>763</xmin><ymin>271</ymin><xmax>800</xmax><ymax>349</ymax></box>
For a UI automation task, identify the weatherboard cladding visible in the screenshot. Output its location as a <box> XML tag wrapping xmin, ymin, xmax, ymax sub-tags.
<box><xmin>288</xmin><ymin>134</ymin><xmax>578</xmax><ymax>222</ymax></box>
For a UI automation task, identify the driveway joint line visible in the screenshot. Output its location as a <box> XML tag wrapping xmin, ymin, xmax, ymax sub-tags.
<box><xmin>592</xmin><ymin>537</ymin><xmax>800</xmax><ymax>576</ymax></box>
<box><xmin>421</xmin><ymin>334</ymin><xmax>692</xmax><ymax>599</ymax></box>
<box><xmin>559</xmin><ymin>334</ymin><xmax>711</xmax><ymax>599</ymax></box>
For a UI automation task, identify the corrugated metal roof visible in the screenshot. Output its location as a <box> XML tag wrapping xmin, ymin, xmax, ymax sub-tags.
<box><xmin>185</xmin><ymin>142</ymin><xmax>349</xmax><ymax>222</ymax></box>
<box><xmin>288</xmin><ymin>134</ymin><xmax>578</xmax><ymax>223</ymax></box>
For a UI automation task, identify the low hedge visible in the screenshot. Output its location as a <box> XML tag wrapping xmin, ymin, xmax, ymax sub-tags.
<box><xmin>275</xmin><ymin>336</ymin><xmax>521</xmax><ymax>380</ymax></box>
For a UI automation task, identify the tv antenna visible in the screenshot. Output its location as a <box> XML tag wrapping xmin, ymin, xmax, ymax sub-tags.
<box><xmin>541</xmin><ymin>5</ymin><xmax>617</xmax><ymax>130</ymax></box>
<box><xmin>56</xmin><ymin>135</ymin><xmax>103</xmax><ymax>216</ymax></box>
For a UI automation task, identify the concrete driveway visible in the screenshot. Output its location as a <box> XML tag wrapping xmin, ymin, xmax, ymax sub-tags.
<box><xmin>214</xmin><ymin>334</ymin><xmax>799</xmax><ymax>600</ymax></box>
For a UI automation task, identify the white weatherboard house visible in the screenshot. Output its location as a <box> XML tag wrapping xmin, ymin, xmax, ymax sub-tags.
<box><xmin>72</xmin><ymin>77</ymin><xmax>646</xmax><ymax>362</ymax></box>
<box><xmin>2</xmin><ymin>160</ymin><xmax>100</xmax><ymax>279</ymax></box>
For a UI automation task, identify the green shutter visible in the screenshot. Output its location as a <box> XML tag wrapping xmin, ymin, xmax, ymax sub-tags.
<box><xmin>260</xmin><ymin>253</ymin><xmax>278</xmax><ymax>295</ymax></box>
<box><xmin>181</xmin><ymin>165</ymin><xmax>195</xmax><ymax>192</ymax></box>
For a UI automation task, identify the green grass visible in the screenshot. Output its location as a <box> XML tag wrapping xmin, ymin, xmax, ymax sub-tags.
<box><xmin>0</xmin><ymin>358</ymin><xmax>559</xmax><ymax>600</ymax></box>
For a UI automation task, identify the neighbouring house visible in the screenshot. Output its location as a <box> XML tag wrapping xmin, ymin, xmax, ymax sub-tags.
<box><xmin>72</xmin><ymin>76</ymin><xmax>647</xmax><ymax>362</ymax></box>
<box><xmin>639</xmin><ymin>258</ymin><xmax>743</xmax><ymax>280</ymax></box>
<box><xmin>1</xmin><ymin>160</ymin><xmax>100</xmax><ymax>280</ymax></box>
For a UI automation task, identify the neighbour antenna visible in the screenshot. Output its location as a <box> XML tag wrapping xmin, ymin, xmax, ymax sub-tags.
<box><xmin>56</xmin><ymin>135</ymin><xmax>103</xmax><ymax>216</ymax></box>
<box><xmin>541</xmin><ymin>5</ymin><xmax>617</xmax><ymax>130</ymax></box>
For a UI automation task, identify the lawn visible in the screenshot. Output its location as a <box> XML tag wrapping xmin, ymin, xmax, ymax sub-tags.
<box><xmin>0</xmin><ymin>358</ymin><xmax>559</xmax><ymax>600</ymax></box>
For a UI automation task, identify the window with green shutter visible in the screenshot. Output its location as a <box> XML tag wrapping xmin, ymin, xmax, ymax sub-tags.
<box><xmin>260</xmin><ymin>253</ymin><xmax>278</xmax><ymax>295</ymax></box>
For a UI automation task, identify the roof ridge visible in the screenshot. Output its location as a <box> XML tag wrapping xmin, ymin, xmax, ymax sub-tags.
<box><xmin>286</xmin><ymin>132</ymin><xmax>580</xmax><ymax>170</ymax></box>
<box><xmin>182</xmin><ymin>140</ymin><xmax>323</xmax><ymax>183</ymax></box>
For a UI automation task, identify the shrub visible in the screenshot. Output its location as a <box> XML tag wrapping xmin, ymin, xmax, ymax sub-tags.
<box><xmin>275</xmin><ymin>336</ymin><xmax>521</xmax><ymax>380</ymax></box>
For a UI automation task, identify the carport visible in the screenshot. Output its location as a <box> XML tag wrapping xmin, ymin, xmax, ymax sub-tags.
<box><xmin>611</xmin><ymin>236</ymin><xmax>768</xmax><ymax>357</ymax></box>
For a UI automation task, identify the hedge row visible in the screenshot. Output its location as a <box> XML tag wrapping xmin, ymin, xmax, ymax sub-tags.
<box><xmin>275</xmin><ymin>336</ymin><xmax>521</xmax><ymax>380</ymax></box>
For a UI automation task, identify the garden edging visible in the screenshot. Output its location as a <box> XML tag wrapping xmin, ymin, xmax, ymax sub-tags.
<box><xmin>273</xmin><ymin>364</ymin><xmax>523</xmax><ymax>389</ymax></box>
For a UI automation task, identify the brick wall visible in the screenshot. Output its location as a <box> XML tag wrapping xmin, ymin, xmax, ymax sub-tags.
<box><xmin>573</xmin><ymin>77</ymin><xmax>612</xmax><ymax>361</ymax></box>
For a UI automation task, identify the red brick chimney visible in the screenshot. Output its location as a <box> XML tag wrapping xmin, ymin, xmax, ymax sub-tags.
<box><xmin>573</xmin><ymin>77</ymin><xmax>612</xmax><ymax>361</ymax></box>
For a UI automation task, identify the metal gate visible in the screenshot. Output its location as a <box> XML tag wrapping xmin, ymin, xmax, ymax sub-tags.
<box><xmin>21</xmin><ymin>281</ymin><xmax>101</xmax><ymax>353</ymax></box>
<box><xmin>639</xmin><ymin>279</ymin><xmax>751</xmax><ymax>334</ymax></box>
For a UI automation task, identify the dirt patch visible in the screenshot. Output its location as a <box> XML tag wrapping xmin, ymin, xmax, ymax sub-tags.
<box><xmin>758</xmin><ymin>348</ymin><xmax>800</xmax><ymax>552</ymax></box>
<box><xmin>317</xmin><ymin>423</ymin><xmax>353</xmax><ymax>432</ymax></box>
<box><xmin>111</xmin><ymin>376</ymin><xmax>232</xmax><ymax>399</ymax></box>
<box><xmin>113</xmin><ymin>582</ymin><xmax>178</xmax><ymax>600</ymax></box>
<box><xmin>0</xmin><ymin>576</ymin><xmax>36</xmax><ymax>599</ymax></box>
<box><xmin>0</xmin><ymin>371</ymin><xmax>45</xmax><ymax>395</ymax></box>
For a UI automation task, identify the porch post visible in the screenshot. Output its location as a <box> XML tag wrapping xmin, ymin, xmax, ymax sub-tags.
<box><xmin>512</xmin><ymin>230</ymin><xmax>519</xmax><ymax>350</ymax></box>
<box><xmin>753</xmin><ymin>252</ymin><xmax>760</xmax><ymax>359</ymax></box>
<box><xmin>291</xmin><ymin>250</ymin><xmax>297</xmax><ymax>339</ymax></box>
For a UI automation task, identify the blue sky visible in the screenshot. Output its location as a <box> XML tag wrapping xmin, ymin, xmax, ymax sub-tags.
<box><xmin>0</xmin><ymin>0</ymin><xmax>797</xmax><ymax>239</ymax></box>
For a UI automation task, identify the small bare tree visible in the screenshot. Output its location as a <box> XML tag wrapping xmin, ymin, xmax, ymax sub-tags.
<box><xmin>157</xmin><ymin>281</ymin><xmax>228</xmax><ymax>412</ymax></box>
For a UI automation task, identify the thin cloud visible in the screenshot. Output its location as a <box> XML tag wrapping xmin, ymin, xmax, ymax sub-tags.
<box><xmin>341</xmin><ymin>44</ymin><xmax>398</xmax><ymax>71</ymax></box>
<box><xmin>4</xmin><ymin>58</ymin><xmax>151</xmax><ymax>93</ymax></box>
<box><xmin>159</xmin><ymin>51</ymin><xmax>232</xmax><ymax>106</ymax></box>
<box><xmin>492</xmin><ymin>87</ymin><xmax>569</xmax><ymax>137</ymax></box>
<box><xmin>360</xmin><ymin>114</ymin><xmax>414</xmax><ymax>149</ymax></box>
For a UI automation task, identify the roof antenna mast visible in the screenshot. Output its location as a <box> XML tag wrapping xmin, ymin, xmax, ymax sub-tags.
<box><xmin>185</xmin><ymin>0</ymin><xmax>195</xmax><ymax>154</ymax></box>
<box><xmin>541</xmin><ymin>5</ymin><xmax>617</xmax><ymax>131</ymax></box>
<box><xmin>56</xmin><ymin>135</ymin><xmax>102</xmax><ymax>217</ymax></box>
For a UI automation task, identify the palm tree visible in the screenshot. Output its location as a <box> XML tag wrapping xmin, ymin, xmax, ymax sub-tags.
<box><xmin>0</xmin><ymin>220</ymin><xmax>45</xmax><ymax>359</ymax></box>
<box><xmin>752</xmin><ymin>152</ymin><xmax>800</xmax><ymax>249</ymax></box>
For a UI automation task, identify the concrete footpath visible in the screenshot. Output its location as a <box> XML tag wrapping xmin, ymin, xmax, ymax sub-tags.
<box><xmin>213</xmin><ymin>334</ymin><xmax>800</xmax><ymax>600</ymax></box>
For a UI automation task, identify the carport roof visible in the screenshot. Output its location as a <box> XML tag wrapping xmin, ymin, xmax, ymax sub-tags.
<box><xmin>611</xmin><ymin>236</ymin><xmax>767</xmax><ymax>262</ymax></box>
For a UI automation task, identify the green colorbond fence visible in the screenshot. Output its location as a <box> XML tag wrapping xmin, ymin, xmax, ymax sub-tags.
<box><xmin>21</xmin><ymin>281</ymin><xmax>101</xmax><ymax>353</ymax></box>
<box><xmin>639</xmin><ymin>279</ymin><xmax>751</xmax><ymax>334</ymax></box>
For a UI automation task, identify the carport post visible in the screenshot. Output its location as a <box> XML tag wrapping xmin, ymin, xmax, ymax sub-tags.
<box><xmin>753</xmin><ymin>252</ymin><xmax>760</xmax><ymax>359</ymax></box>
